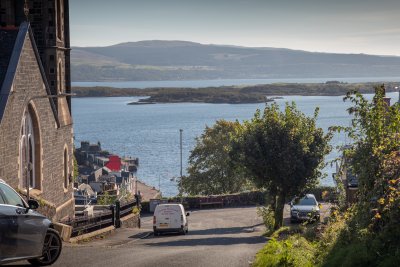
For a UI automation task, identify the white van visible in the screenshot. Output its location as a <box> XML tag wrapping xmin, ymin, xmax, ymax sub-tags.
<box><xmin>153</xmin><ymin>204</ymin><xmax>189</xmax><ymax>235</ymax></box>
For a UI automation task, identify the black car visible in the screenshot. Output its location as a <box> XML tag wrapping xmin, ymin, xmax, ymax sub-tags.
<box><xmin>0</xmin><ymin>179</ymin><xmax>62</xmax><ymax>266</ymax></box>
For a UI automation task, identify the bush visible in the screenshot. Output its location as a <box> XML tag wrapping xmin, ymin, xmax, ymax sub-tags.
<box><xmin>97</xmin><ymin>192</ymin><xmax>116</xmax><ymax>205</ymax></box>
<box><xmin>132</xmin><ymin>206</ymin><xmax>140</xmax><ymax>215</ymax></box>
<box><xmin>257</xmin><ymin>206</ymin><xmax>275</xmax><ymax>235</ymax></box>
<box><xmin>308</xmin><ymin>186</ymin><xmax>337</xmax><ymax>202</ymax></box>
<box><xmin>253</xmin><ymin>236</ymin><xmax>316</xmax><ymax>267</ymax></box>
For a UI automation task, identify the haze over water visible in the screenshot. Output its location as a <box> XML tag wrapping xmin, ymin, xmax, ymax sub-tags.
<box><xmin>72</xmin><ymin>77</ymin><xmax>400</xmax><ymax>89</ymax></box>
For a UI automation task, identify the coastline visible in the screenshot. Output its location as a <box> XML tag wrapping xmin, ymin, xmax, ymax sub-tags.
<box><xmin>72</xmin><ymin>81</ymin><xmax>400</xmax><ymax>104</ymax></box>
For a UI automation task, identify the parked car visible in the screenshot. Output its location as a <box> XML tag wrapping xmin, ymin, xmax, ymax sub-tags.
<box><xmin>290</xmin><ymin>194</ymin><xmax>321</xmax><ymax>223</ymax></box>
<box><xmin>0</xmin><ymin>179</ymin><xmax>62</xmax><ymax>266</ymax></box>
<box><xmin>153</xmin><ymin>203</ymin><xmax>189</xmax><ymax>235</ymax></box>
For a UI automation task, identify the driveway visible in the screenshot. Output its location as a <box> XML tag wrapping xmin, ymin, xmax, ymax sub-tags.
<box><xmin>55</xmin><ymin>207</ymin><xmax>266</xmax><ymax>267</ymax></box>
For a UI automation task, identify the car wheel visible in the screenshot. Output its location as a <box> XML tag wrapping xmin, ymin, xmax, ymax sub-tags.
<box><xmin>28</xmin><ymin>228</ymin><xmax>62</xmax><ymax>266</ymax></box>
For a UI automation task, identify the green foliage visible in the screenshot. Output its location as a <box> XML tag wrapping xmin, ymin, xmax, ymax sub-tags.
<box><xmin>97</xmin><ymin>192</ymin><xmax>116</xmax><ymax>205</ymax></box>
<box><xmin>322</xmin><ymin>86</ymin><xmax>400</xmax><ymax>266</ymax></box>
<box><xmin>253</xmin><ymin>236</ymin><xmax>316</xmax><ymax>267</ymax></box>
<box><xmin>235</xmin><ymin>102</ymin><xmax>332</xmax><ymax>229</ymax></box>
<box><xmin>254</xmin><ymin>86</ymin><xmax>400</xmax><ymax>267</ymax></box>
<box><xmin>307</xmin><ymin>186</ymin><xmax>337</xmax><ymax>202</ymax></box>
<box><xmin>72</xmin><ymin>82</ymin><xmax>400</xmax><ymax>103</ymax></box>
<box><xmin>132</xmin><ymin>206</ymin><xmax>140</xmax><ymax>215</ymax></box>
<box><xmin>257</xmin><ymin>205</ymin><xmax>275</xmax><ymax>235</ymax></box>
<box><xmin>181</xmin><ymin>120</ymin><xmax>252</xmax><ymax>195</ymax></box>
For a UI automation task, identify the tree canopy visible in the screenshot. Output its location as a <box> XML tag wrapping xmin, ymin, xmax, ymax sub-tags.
<box><xmin>180</xmin><ymin>120</ymin><xmax>251</xmax><ymax>195</ymax></box>
<box><xmin>235</xmin><ymin>102</ymin><xmax>332</xmax><ymax>229</ymax></box>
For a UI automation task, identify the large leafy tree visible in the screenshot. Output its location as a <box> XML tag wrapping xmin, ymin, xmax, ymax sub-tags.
<box><xmin>339</xmin><ymin>85</ymin><xmax>400</xmax><ymax>229</ymax></box>
<box><xmin>180</xmin><ymin>120</ymin><xmax>250</xmax><ymax>195</ymax></box>
<box><xmin>235</xmin><ymin>102</ymin><xmax>331</xmax><ymax>229</ymax></box>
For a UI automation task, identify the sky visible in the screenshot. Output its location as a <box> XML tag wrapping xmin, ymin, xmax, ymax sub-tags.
<box><xmin>69</xmin><ymin>0</ymin><xmax>400</xmax><ymax>56</ymax></box>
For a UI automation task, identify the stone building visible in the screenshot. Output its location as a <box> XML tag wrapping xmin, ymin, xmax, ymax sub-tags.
<box><xmin>0</xmin><ymin>0</ymin><xmax>74</xmax><ymax>221</ymax></box>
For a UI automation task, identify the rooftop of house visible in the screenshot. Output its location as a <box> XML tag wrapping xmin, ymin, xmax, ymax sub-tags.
<box><xmin>96</xmin><ymin>156</ymin><xmax>109</xmax><ymax>162</ymax></box>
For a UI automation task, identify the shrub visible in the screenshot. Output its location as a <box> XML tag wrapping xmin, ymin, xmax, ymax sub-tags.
<box><xmin>257</xmin><ymin>205</ymin><xmax>275</xmax><ymax>235</ymax></box>
<box><xmin>253</xmin><ymin>236</ymin><xmax>316</xmax><ymax>267</ymax></box>
<box><xmin>132</xmin><ymin>206</ymin><xmax>140</xmax><ymax>215</ymax></box>
<box><xmin>308</xmin><ymin>186</ymin><xmax>337</xmax><ymax>202</ymax></box>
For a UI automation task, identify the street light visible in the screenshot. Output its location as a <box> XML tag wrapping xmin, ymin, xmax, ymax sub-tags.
<box><xmin>179</xmin><ymin>129</ymin><xmax>183</xmax><ymax>201</ymax></box>
<box><xmin>24</xmin><ymin>93</ymin><xmax>75</xmax><ymax>201</ymax></box>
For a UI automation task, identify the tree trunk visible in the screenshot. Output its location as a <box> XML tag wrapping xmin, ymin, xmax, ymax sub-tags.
<box><xmin>273</xmin><ymin>191</ymin><xmax>286</xmax><ymax>230</ymax></box>
<box><xmin>269</xmin><ymin>187</ymin><xmax>277</xmax><ymax>212</ymax></box>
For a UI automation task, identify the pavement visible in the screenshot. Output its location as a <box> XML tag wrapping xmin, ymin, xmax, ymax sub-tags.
<box><xmin>136</xmin><ymin>180</ymin><xmax>161</xmax><ymax>202</ymax></box>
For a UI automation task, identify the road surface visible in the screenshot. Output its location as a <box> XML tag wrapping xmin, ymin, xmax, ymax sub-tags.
<box><xmin>7</xmin><ymin>203</ymin><xmax>333</xmax><ymax>267</ymax></box>
<box><xmin>56</xmin><ymin>207</ymin><xmax>265</xmax><ymax>267</ymax></box>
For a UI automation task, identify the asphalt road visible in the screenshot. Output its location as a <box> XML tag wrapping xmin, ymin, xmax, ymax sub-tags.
<box><xmin>6</xmin><ymin>204</ymin><xmax>332</xmax><ymax>267</ymax></box>
<box><xmin>56</xmin><ymin>207</ymin><xmax>266</xmax><ymax>267</ymax></box>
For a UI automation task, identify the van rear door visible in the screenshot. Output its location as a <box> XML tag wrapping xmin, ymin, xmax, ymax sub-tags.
<box><xmin>156</xmin><ymin>205</ymin><xmax>181</xmax><ymax>229</ymax></box>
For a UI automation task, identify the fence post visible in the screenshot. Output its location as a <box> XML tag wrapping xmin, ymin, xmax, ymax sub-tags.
<box><xmin>115</xmin><ymin>200</ymin><xmax>121</xmax><ymax>228</ymax></box>
<box><xmin>110</xmin><ymin>204</ymin><xmax>115</xmax><ymax>227</ymax></box>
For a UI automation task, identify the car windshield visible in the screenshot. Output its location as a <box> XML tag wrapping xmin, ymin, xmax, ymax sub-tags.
<box><xmin>294</xmin><ymin>197</ymin><xmax>316</xmax><ymax>206</ymax></box>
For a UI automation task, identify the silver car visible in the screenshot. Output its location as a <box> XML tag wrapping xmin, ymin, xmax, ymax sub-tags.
<box><xmin>290</xmin><ymin>194</ymin><xmax>321</xmax><ymax>223</ymax></box>
<box><xmin>0</xmin><ymin>179</ymin><xmax>62</xmax><ymax>266</ymax></box>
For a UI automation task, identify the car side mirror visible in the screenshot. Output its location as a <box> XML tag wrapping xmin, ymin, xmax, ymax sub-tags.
<box><xmin>27</xmin><ymin>199</ymin><xmax>39</xmax><ymax>210</ymax></box>
<box><xmin>186</xmin><ymin>212</ymin><xmax>190</xmax><ymax>216</ymax></box>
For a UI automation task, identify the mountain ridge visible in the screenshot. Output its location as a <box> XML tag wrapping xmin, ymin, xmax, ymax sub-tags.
<box><xmin>71</xmin><ymin>40</ymin><xmax>400</xmax><ymax>82</ymax></box>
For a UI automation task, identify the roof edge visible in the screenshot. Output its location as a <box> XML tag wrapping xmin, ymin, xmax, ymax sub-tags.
<box><xmin>0</xmin><ymin>22</ymin><xmax>60</xmax><ymax>127</ymax></box>
<box><xmin>0</xmin><ymin>22</ymin><xmax>29</xmax><ymax>123</ymax></box>
<box><xmin>27</xmin><ymin>25</ymin><xmax>60</xmax><ymax>127</ymax></box>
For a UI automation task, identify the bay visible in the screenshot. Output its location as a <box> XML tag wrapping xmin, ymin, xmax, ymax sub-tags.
<box><xmin>72</xmin><ymin>92</ymin><xmax>399</xmax><ymax>197</ymax></box>
<box><xmin>72</xmin><ymin>77</ymin><xmax>400</xmax><ymax>89</ymax></box>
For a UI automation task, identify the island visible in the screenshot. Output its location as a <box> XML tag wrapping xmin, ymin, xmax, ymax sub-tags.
<box><xmin>71</xmin><ymin>82</ymin><xmax>399</xmax><ymax>104</ymax></box>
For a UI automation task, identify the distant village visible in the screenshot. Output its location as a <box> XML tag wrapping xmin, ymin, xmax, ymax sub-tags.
<box><xmin>73</xmin><ymin>141</ymin><xmax>141</xmax><ymax>206</ymax></box>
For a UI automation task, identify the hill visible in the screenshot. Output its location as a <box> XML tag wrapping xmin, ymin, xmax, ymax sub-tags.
<box><xmin>71</xmin><ymin>40</ymin><xmax>400</xmax><ymax>82</ymax></box>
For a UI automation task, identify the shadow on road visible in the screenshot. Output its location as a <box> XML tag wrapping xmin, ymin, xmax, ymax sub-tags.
<box><xmin>146</xmin><ymin>235</ymin><xmax>266</xmax><ymax>247</ymax></box>
<box><xmin>187</xmin><ymin>224</ymin><xmax>264</xmax><ymax>236</ymax></box>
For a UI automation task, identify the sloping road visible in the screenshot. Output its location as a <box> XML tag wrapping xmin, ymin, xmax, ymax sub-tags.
<box><xmin>54</xmin><ymin>207</ymin><xmax>266</xmax><ymax>267</ymax></box>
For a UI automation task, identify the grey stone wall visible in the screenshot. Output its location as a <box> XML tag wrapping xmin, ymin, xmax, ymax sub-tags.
<box><xmin>121</xmin><ymin>213</ymin><xmax>141</xmax><ymax>229</ymax></box>
<box><xmin>0</xmin><ymin>32</ymin><xmax>74</xmax><ymax>221</ymax></box>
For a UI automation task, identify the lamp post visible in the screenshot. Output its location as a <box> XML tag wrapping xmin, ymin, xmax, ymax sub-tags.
<box><xmin>24</xmin><ymin>93</ymin><xmax>75</xmax><ymax>201</ymax></box>
<box><xmin>179</xmin><ymin>129</ymin><xmax>183</xmax><ymax>202</ymax></box>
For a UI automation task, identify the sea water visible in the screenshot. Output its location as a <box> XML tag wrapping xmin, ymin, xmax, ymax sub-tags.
<box><xmin>72</xmin><ymin>92</ymin><xmax>399</xmax><ymax>196</ymax></box>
